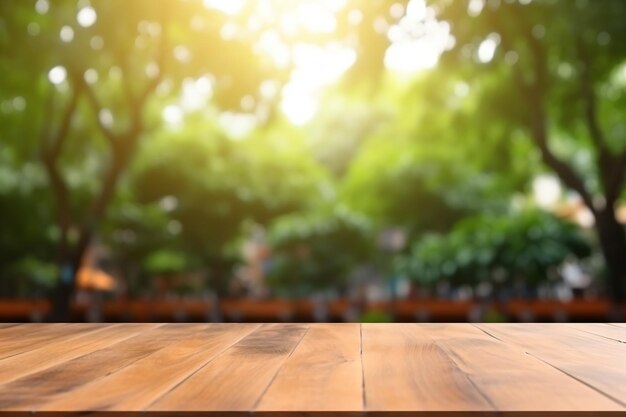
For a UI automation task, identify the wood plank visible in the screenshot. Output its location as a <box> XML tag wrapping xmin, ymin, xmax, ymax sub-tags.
<box><xmin>0</xmin><ymin>323</ymin><xmax>92</xmax><ymax>359</ymax></box>
<box><xmin>37</xmin><ymin>324</ymin><xmax>260</xmax><ymax>411</ymax></box>
<box><xmin>0</xmin><ymin>323</ymin><xmax>192</xmax><ymax>411</ymax></box>
<box><xmin>361</xmin><ymin>323</ymin><xmax>493</xmax><ymax>412</ymax></box>
<box><xmin>477</xmin><ymin>324</ymin><xmax>626</xmax><ymax>407</ymax></box>
<box><xmin>0</xmin><ymin>323</ymin><xmax>50</xmax><ymax>332</ymax></box>
<box><xmin>0</xmin><ymin>323</ymin><xmax>52</xmax><ymax>337</ymax></box>
<box><xmin>0</xmin><ymin>324</ymin><xmax>154</xmax><ymax>384</ymax></box>
<box><xmin>0</xmin><ymin>323</ymin><xmax>624</xmax><ymax>415</ymax></box>
<box><xmin>148</xmin><ymin>323</ymin><xmax>309</xmax><ymax>412</ymax></box>
<box><xmin>572</xmin><ymin>323</ymin><xmax>626</xmax><ymax>343</ymax></box>
<box><xmin>422</xmin><ymin>324</ymin><xmax>622</xmax><ymax>411</ymax></box>
<box><xmin>255</xmin><ymin>323</ymin><xmax>362</xmax><ymax>412</ymax></box>
<box><xmin>0</xmin><ymin>324</ymin><xmax>118</xmax><ymax>361</ymax></box>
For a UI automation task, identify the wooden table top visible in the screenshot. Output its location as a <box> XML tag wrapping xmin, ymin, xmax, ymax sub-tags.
<box><xmin>0</xmin><ymin>323</ymin><xmax>625</xmax><ymax>416</ymax></box>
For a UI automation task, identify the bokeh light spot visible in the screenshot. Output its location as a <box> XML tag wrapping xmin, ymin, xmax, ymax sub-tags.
<box><xmin>48</xmin><ymin>65</ymin><xmax>67</xmax><ymax>85</ymax></box>
<box><xmin>77</xmin><ymin>6</ymin><xmax>97</xmax><ymax>28</ymax></box>
<box><xmin>60</xmin><ymin>25</ymin><xmax>74</xmax><ymax>42</ymax></box>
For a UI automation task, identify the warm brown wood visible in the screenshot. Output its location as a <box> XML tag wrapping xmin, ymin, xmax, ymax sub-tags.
<box><xmin>0</xmin><ymin>324</ymin><xmax>156</xmax><ymax>383</ymax></box>
<box><xmin>38</xmin><ymin>324</ymin><xmax>259</xmax><ymax>411</ymax></box>
<box><xmin>0</xmin><ymin>324</ymin><xmax>177</xmax><ymax>409</ymax></box>
<box><xmin>476</xmin><ymin>324</ymin><xmax>626</xmax><ymax>408</ymax></box>
<box><xmin>1</xmin><ymin>323</ymin><xmax>626</xmax><ymax>416</ymax></box>
<box><xmin>0</xmin><ymin>324</ymin><xmax>22</xmax><ymax>329</ymax></box>
<box><xmin>256</xmin><ymin>323</ymin><xmax>362</xmax><ymax>412</ymax></box>
<box><xmin>361</xmin><ymin>323</ymin><xmax>493</xmax><ymax>412</ymax></box>
<box><xmin>0</xmin><ymin>323</ymin><xmax>86</xmax><ymax>359</ymax></box>
<box><xmin>571</xmin><ymin>323</ymin><xmax>626</xmax><ymax>342</ymax></box>
<box><xmin>423</xmin><ymin>324</ymin><xmax>622</xmax><ymax>411</ymax></box>
<box><xmin>149</xmin><ymin>323</ymin><xmax>309</xmax><ymax>412</ymax></box>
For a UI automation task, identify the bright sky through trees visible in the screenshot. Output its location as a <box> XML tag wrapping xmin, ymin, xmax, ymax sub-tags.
<box><xmin>199</xmin><ymin>0</ymin><xmax>449</xmax><ymax>126</ymax></box>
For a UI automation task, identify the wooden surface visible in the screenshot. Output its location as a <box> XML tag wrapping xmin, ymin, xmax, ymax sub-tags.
<box><xmin>1</xmin><ymin>323</ymin><xmax>626</xmax><ymax>415</ymax></box>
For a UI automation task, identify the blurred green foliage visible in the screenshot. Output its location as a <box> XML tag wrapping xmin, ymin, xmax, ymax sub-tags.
<box><xmin>266</xmin><ymin>208</ymin><xmax>372</xmax><ymax>297</ymax></box>
<box><xmin>1</xmin><ymin>0</ymin><xmax>625</xmax><ymax>303</ymax></box>
<box><xmin>398</xmin><ymin>210</ymin><xmax>591</xmax><ymax>289</ymax></box>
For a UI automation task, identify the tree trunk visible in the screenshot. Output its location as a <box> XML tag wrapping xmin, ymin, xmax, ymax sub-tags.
<box><xmin>595</xmin><ymin>208</ymin><xmax>626</xmax><ymax>305</ymax></box>
<box><xmin>49</xmin><ymin>144</ymin><xmax>132</xmax><ymax>321</ymax></box>
<box><xmin>50</xmin><ymin>251</ymin><xmax>83</xmax><ymax>321</ymax></box>
<box><xmin>210</xmin><ymin>259</ymin><xmax>231</xmax><ymax>298</ymax></box>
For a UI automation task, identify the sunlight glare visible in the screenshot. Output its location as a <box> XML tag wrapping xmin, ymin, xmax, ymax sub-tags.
<box><xmin>281</xmin><ymin>85</ymin><xmax>318</xmax><ymax>126</ymax></box>
<box><xmin>291</xmin><ymin>43</ymin><xmax>356</xmax><ymax>85</ymax></box>
<box><xmin>219</xmin><ymin>112</ymin><xmax>258</xmax><ymax>140</ymax></box>
<box><xmin>181</xmin><ymin>76</ymin><xmax>213</xmax><ymax>111</ymax></box>
<box><xmin>533</xmin><ymin>175</ymin><xmax>562</xmax><ymax>208</ymax></box>
<box><xmin>162</xmin><ymin>105</ymin><xmax>184</xmax><ymax>126</ymax></box>
<box><xmin>467</xmin><ymin>0</ymin><xmax>485</xmax><ymax>17</ymax></box>
<box><xmin>257</xmin><ymin>29</ymin><xmax>291</xmax><ymax>68</ymax></box>
<box><xmin>280</xmin><ymin>43</ymin><xmax>356</xmax><ymax>125</ymax></box>
<box><xmin>296</xmin><ymin>3</ymin><xmax>337</xmax><ymax>33</ymax></box>
<box><xmin>477</xmin><ymin>35</ymin><xmax>499</xmax><ymax>63</ymax></box>
<box><xmin>203</xmin><ymin>0</ymin><xmax>245</xmax><ymax>16</ymax></box>
<box><xmin>385</xmin><ymin>0</ymin><xmax>450</xmax><ymax>73</ymax></box>
<box><xmin>406</xmin><ymin>0</ymin><xmax>427</xmax><ymax>20</ymax></box>
<box><xmin>204</xmin><ymin>0</ymin><xmax>359</xmax><ymax>125</ymax></box>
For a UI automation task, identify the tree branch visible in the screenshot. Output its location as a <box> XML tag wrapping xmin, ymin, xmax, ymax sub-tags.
<box><xmin>518</xmin><ymin>32</ymin><xmax>597</xmax><ymax>213</ymax></box>
<box><xmin>75</xmin><ymin>73</ymin><xmax>118</xmax><ymax>148</ymax></box>
<box><xmin>575</xmin><ymin>38</ymin><xmax>623</xmax><ymax>207</ymax></box>
<box><xmin>576</xmin><ymin>34</ymin><xmax>626</xmax><ymax>209</ymax></box>
<box><xmin>527</xmin><ymin>88</ymin><xmax>597</xmax><ymax>213</ymax></box>
<box><xmin>119</xmin><ymin>22</ymin><xmax>169</xmax><ymax>156</ymax></box>
<box><xmin>606</xmin><ymin>150</ymin><xmax>626</xmax><ymax>207</ymax></box>
<box><xmin>132</xmin><ymin>24</ymin><xmax>167</xmax><ymax>126</ymax></box>
<box><xmin>73</xmin><ymin>21</ymin><xmax>169</xmax><ymax>263</ymax></box>
<box><xmin>578</xmin><ymin>40</ymin><xmax>609</xmax><ymax>156</ymax></box>
<box><xmin>40</xmin><ymin>83</ymin><xmax>81</xmax><ymax>262</ymax></box>
<box><xmin>41</xmin><ymin>83</ymin><xmax>81</xmax><ymax>161</ymax></box>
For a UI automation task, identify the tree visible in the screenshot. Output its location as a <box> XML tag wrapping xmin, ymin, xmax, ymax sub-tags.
<box><xmin>428</xmin><ymin>0</ymin><xmax>626</xmax><ymax>302</ymax></box>
<box><xmin>398</xmin><ymin>209</ymin><xmax>591</xmax><ymax>297</ymax></box>
<box><xmin>0</xmin><ymin>172</ymin><xmax>57</xmax><ymax>297</ymax></box>
<box><xmin>0</xmin><ymin>0</ymin><xmax>273</xmax><ymax>318</ymax></box>
<box><xmin>341</xmin><ymin>133</ymin><xmax>467</xmax><ymax>238</ymax></box>
<box><xmin>130</xmin><ymin>118</ymin><xmax>329</xmax><ymax>296</ymax></box>
<box><xmin>266</xmin><ymin>208</ymin><xmax>372</xmax><ymax>297</ymax></box>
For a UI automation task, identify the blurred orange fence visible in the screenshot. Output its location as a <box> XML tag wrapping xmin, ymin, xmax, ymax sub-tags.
<box><xmin>0</xmin><ymin>298</ymin><xmax>624</xmax><ymax>322</ymax></box>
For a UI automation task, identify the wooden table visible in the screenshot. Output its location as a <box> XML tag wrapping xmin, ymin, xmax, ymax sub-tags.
<box><xmin>1</xmin><ymin>323</ymin><xmax>625</xmax><ymax>415</ymax></box>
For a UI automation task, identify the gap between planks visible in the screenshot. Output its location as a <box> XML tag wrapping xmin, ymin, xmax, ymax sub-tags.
<box><xmin>474</xmin><ymin>323</ymin><xmax>626</xmax><ymax>409</ymax></box>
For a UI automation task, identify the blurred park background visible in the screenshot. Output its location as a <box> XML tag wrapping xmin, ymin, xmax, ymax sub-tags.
<box><xmin>1</xmin><ymin>0</ymin><xmax>626</xmax><ymax>322</ymax></box>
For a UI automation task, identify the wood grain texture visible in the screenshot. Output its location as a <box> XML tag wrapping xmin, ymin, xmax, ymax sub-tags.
<box><xmin>149</xmin><ymin>323</ymin><xmax>309</xmax><ymax>412</ymax></box>
<box><xmin>0</xmin><ymin>324</ymin><xmax>151</xmax><ymax>383</ymax></box>
<box><xmin>0</xmin><ymin>323</ymin><xmax>170</xmax><ymax>410</ymax></box>
<box><xmin>0</xmin><ymin>323</ymin><xmax>90</xmax><ymax>359</ymax></box>
<box><xmin>0</xmin><ymin>324</ymin><xmax>23</xmax><ymax>330</ymax></box>
<box><xmin>571</xmin><ymin>323</ymin><xmax>626</xmax><ymax>343</ymax></box>
<box><xmin>256</xmin><ymin>323</ymin><xmax>362</xmax><ymax>412</ymax></box>
<box><xmin>361</xmin><ymin>323</ymin><xmax>493</xmax><ymax>412</ymax></box>
<box><xmin>423</xmin><ymin>324</ymin><xmax>622</xmax><ymax>411</ymax></box>
<box><xmin>0</xmin><ymin>323</ymin><xmax>625</xmax><ymax>416</ymax></box>
<box><xmin>476</xmin><ymin>324</ymin><xmax>626</xmax><ymax>408</ymax></box>
<box><xmin>38</xmin><ymin>324</ymin><xmax>259</xmax><ymax>411</ymax></box>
